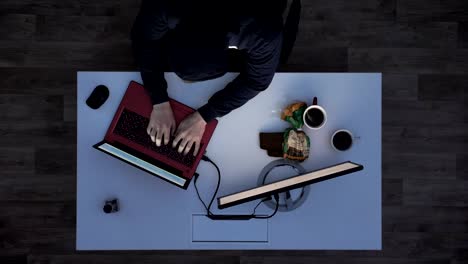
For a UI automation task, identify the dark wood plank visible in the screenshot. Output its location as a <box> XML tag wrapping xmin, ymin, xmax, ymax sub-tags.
<box><xmin>384</xmin><ymin>206</ymin><xmax>468</xmax><ymax>233</ymax></box>
<box><xmin>0</xmin><ymin>147</ymin><xmax>35</xmax><ymax>175</ymax></box>
<box><xmin>0</xmin><ymin>68</ymin><xmax>75</xmax><ymax>95</ymax></box>
<box><xmin>0</xmin><ymin>42</ymin><xmax>27</xmax><ymax>67</ymax></box>
<box><xmin>0</xmin><ymin>255</ymin><xmax>27</xmax><ymax>264</ymax></box>
<box><xmin>237</xmin><ymin>249</ymin><xmax>384</xmax><ymax>258</ymax></box>
<box><xmin>383</xmin><ymin>74</ymin><xmax>418</xmax><ymax>100</ymax></box>
<box><xmin>397</xmin><ymin>0</ymin><xmax>468</xmax><ymax>22</ymax></box>
<box><xmin>382</xmin><ymin>232</ymin><xmax>455</xmax><ymax>259</ymax></box>
<box><xmin>0</xmin><ymin>121</ymin><xmax>75</xmax><ymax>148</ymax></box>
<box><xmin>452</xmin><ymin>250</ymin><xmax>468</xmax><ymax>264</ymax></box>
<box><xmin>0</xmin><ymin>41</ymin><xmax>133</xmax><ymax>69</ymax></box>
<box><xmin>456</xmin><ymin>154</ymin><xmax>468</xmax><ymax>180</ymax></box>
<box><xmin>459</xmin><ymin>22</ymin><xmax>468</xmax><ymax>48</ymax></box>
<box><xmin>0</xmin><ymin>0</ymin><xmax>119</xmax><ymax>16</ymax></box>
<box><xmin>0</xmin><ymin>14</ymin><xmax>36</xmax><ymax>40</ymax></box>
<box><xmin>0</xmin><ymin>95</ymin><xmax>63</xmax><ymax>121</ymax></box>
<box><xmin>383</xmin><ymin>125</ymin><xmax>468</xmax><ymax>154</ymax></box>
<box><xmin>0</xmin><ymin>228</ymin><xmax>75</xmax><ymax>254</ymax></box>
<box><xmin>297</xmin><ymin>21</ymin><xmax>457</xmax><ymax>48</ymax></box>
<box><xmin>403</xmin><ymin>179</ymin><xmax>468</xmax><ymax>207</ymax></box>
<box><xmin>0</xmin><ymin>229</ymin><xmax>29</xmax><ymax>255</ymax></box>
<box><xmin>0</xmin><ymin>174</ymin><xmax>75</xmax><ymax>201</ymax></box>
<box><xmin>1</xmin><ymin>143</ymin><xmax>75</xmax><ymax>207</ymax></box>
<box><xmin>349</xmin><ymin>48</ymin><xmax>468</xmax><ymax>74</ymax></box>
<box><xmin>36</xmin><ymin>15</ymin><xmax>132</xmax><ymax>42</ymax></box>
<box><xmin>302</xmin><ymin>0</ymin><xmax>396</xmax><ymax>21</ymax></box>
<box><xmin>24</xmin><ymin>41</ymin><xmax>134</xmax><ymax>69</ymax></box>
<box><xmin>118</xmin><ymin>0</ymin><xmax>142</xmax><ymax>18</ymax></box>
<box><xmin>0</xmin><ymin>202</ymin><xmax>74</xmax><ymax>229</ymax></box>
<box><xmin>383</xmin><ymin>153</ymin><xmax>456</xmax><ymax>180</ymax></box>
<box><xmin>63</xmin><ymin>94</ymin><xmax>76</xmax><ymax>122</ymax></box>
<box><xmin>27</xmin><ymin>255</ymin><xmax>240</xmax><ymax>264</ymax></box>
<box><xmin>383</xmin><ymin>99</ymin><xmax>465</xmax><ymax>126</ymax></box>
<box><xmin>240</xmin><ymin>256</ymin><xmax>450</xmax><ymax>264</ymax></box>
<box><xmin>35</xmin><ymin>147</ymin><xmax>75</xmax><ymax>176</ymax></box>
<box><xmin>449</xmin><ymin>234</ymin><xmax>468</xmax><ymax>262</ymax></box>
<box><xmin>418</xmin><ymin>74</ymin><xmax>468</xmax><ymax>102</ymax></box>
<box><xmin>281</xmin><ymin>47</ymin><xmax>347</xmax><ymax>71</ymax></box>
<box><xmin>383</xmin><ymin>178</ymin><xmax>402</xmax><ymax>206</ymax></box>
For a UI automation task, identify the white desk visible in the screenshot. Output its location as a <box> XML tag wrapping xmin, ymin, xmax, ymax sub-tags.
<box><xmin>77</xmin><ymin>72</ymin><xmax>381</xmax><ymax>250</ymax></box>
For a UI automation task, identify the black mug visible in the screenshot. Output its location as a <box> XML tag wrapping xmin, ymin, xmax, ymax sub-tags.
<box><xmin>302</xmin><ymin>97</ymin><xmax>327</xmax><ymax>130</ymax></box>
<box><xmin>331</xmin><ymin>129</ymin><xmax>359</xmax><ymax>151</ymax></box>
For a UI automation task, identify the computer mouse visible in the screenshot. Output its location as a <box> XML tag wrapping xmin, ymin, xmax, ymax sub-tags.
<box><xmin>86</xmin><ymin>85</ymin><xmax>109</xmax><ymax>109</ymax></box>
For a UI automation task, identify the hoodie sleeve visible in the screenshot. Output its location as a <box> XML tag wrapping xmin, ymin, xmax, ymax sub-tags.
<box><xmin>131</xmin><ymin>0</ymin><xmax>171</xmax><ymax>105</ymax></box>
<box><xmin>198</xmin><ymin>29</ymin><xmax>283</xmax><ymax>122</ymax></box>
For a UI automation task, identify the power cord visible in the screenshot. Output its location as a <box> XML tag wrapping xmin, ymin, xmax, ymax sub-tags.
<box><xmin>252</xmin><ymin>194</ymin><xmax>279</xmax><ymax>219</ymax></box>
<box><xmin>193</xmin><ymin>155</ymin><xmax>279</xmax><ymax>220</ymax></box>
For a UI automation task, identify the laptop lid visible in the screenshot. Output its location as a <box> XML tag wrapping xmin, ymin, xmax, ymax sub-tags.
<box><xmin>103</xmin><ymin>81</ymin><xmax>218</xmax><ymax>181</ymax></box>
<box><xmin>93</xmin><ymin>140</ymin><xmax>190</xmax><ymax>189</ymax></box>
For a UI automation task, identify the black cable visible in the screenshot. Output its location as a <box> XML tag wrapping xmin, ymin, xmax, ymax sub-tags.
<box><xmin>203</xmin><ymin>156</ymin><xmax>221</xmax><ymax>214</ymax></box>
<box><xmin>252</xmin><ymin>198</ymin><xmax>267</xmax><ymax>215</ymax></box>
<box><xmin>194</xmin><ymin>155</ymin><xmax>279</xmax><ymax>220</ymax></box>
<box><xmin>194</xmin><ymin>156</ymin><xmax>219</xmax><ymax>216</ymax></box>
<box><xmin>194</xmin><ymin>176</ymin><xmax>209</xmax><ymax>212</ymax></box>
<box><xmin>253</xmin><ymin>194</ymin><xmax>279</xmax><ymax>219</ymax></box>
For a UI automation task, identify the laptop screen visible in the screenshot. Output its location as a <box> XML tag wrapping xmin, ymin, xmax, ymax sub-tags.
<box><xmin>97</xmin><ymin>142</ymin><xmax>187</xmax><ymax>187</ymax></box>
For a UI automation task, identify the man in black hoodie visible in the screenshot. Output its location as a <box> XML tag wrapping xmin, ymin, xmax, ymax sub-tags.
<box><xmin>131</xmin><ymin>0</ymin><xmax>285</xmax><ymax>156</ymax></box>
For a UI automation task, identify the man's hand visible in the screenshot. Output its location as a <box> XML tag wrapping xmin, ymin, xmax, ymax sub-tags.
<box><xmin>172</xmin><ymin>111</ymin><xmax>207</xmax><ymax>156</ymax></box>
<box><xmin>147</xmin><ymin>102</ymin><xmax>176</xmax><ymax>147</ymax></box>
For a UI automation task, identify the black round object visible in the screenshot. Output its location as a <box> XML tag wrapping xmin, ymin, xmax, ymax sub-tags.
<box><xmin>103</xmin><ymin>204</ymin><xmax>113</xmax><ymax>214</ymax></box>
<box><xmin>86</xmin><ymin>85</ymin><xmax>109</xmax><ymax>109</ymax></box>
<box><xmin>305</xmin><ymin>108</ymin><xmax>325</xmax><ymax>127</ymax></box>
<box><xmin>333</xmin><ymin>131</ymin><xmax>353</xmax><ymax>151</ymax></box>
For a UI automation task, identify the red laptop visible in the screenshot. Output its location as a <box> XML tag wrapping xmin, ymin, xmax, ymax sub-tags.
<box><xmin>93</xmin><ymin>81</ymin><xmax>218</xmax><ymax>189</ymax></box>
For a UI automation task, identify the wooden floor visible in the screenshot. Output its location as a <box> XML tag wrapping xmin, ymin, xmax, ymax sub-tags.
<box><xmin>1</xmin><ymin>0</ymin><xmax>467</xmax><ymax>263</ymax></box>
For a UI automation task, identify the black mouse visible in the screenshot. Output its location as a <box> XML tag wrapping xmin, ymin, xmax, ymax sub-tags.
<box><xmin>86</xmin><ymin>85</ymin><xmax>109</xmax><ymax>109</ymax></box>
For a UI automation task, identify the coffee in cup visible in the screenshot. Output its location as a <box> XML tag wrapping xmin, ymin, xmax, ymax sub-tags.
<box><xmin>303</xmin><ymin>97</ymin><xmax>327</xmax><ymax>130</ymax></box>
<box><xmin>331</xmin><ymin>129</ymin><xmax>356</xmax><ymax>151</ymax></box>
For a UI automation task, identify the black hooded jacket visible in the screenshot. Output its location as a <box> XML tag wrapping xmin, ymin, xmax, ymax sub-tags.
<box><xmin>131</xmin><ymin>0</ymin><xmax>284</xmax><ymax>122</ymax></box>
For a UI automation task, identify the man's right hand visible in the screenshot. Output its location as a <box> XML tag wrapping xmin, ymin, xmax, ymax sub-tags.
<box><xmin>147</xmin><ymin>101</ymin><xmax>176</xmax><ymax>147</ymax></box>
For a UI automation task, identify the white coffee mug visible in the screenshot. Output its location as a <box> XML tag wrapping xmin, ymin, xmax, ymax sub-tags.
<box><xmin>302</xmin><ymin>97</ymin><xmax>327</xmax><ymax>130</ymax></box>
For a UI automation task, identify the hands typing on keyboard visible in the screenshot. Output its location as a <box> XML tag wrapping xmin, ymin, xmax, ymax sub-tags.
<box><xmin>145</xmin><ymin>102</ymin><xmax>207</xmax><ymax>157</ymax></box>
<box><xmin>172</xmin><ymin>111</ymin><xmax>207</xmax><ymax>156</ymax></box>
<box><xmin>147</xmin><ymin>102</ymin><xmax>177</xmax><ymax>147</ymax></box>
<box><xmin>114</xmin><ymin>108</ymin><xmax>205</xmax><ymax>167</ymax></box>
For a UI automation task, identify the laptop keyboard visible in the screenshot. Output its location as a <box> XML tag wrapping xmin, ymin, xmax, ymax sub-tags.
<box><xmin>113</xmin><ymin>109</ymin><xmax>199</xmax><ymax>167</ymax></box>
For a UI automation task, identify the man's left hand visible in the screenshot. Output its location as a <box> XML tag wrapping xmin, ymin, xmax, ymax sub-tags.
<box><xmin>172</xmin><ymin>111</ymin><xmax>207</xmax><ymax>156</ymax></box>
